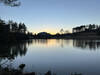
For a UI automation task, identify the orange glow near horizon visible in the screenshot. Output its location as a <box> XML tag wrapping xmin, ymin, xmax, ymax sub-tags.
<box><xmin>31</xmin><ymin>39</ymin><xmax>73</xmax><ymax>48</ymax></box>
<box><xmin>29</xmin><ymin>28</ymin><xmax>72</xmax><ymax>34</ymax></box>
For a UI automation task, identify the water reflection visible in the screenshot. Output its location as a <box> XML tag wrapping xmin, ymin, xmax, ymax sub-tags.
<box><xmin>0</xmin><ymin>39</ymin><xmax>100</xmax><ymax>75</ymax></box>
<box><xmin>32</xmin><ymin>39</ymin><xmax>100</xmax><ymax>50</ymax></box>
<box><xmin>0</xmin><ymin>40</ymin><xmax>32</xmax><ymax>60</ymax></box>
<box><xmin>73</xmin><ymin>40</ymin><xmax>100</xmax><ymax>50</ymax></box>
<box><xmin>32</xmin><ymin>39</ymin><xmax>73</xmax><ymax>48</ymax></box>
<box><xmin>0</xmin><ymin>39</ymin><xmax>99</xmax><ymax>60</ymax></box>
<box><xmin>32</xmin><ymin>39</ymin><xmax>48</xmax><ymax>45</ymax></box>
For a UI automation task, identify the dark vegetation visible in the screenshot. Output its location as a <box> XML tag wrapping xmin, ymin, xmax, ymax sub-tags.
<box><xmin>0</xmin><ymin>65</ymin><xmax>82</xmax><ymax>75</ymax></box>
<box><xmin>32</xmin><ymin>32</ymin><xmax>72</xmax><ymax>39</ymax></box>
<box><xmin>0</xmin><ymin>19</ymin><xmax>33</xmax><ymax>43</ymax></box>
<box><xmin>0</xmin><ymin>0</ymin><xmax>20</xmax><ymax>6</ymax></box>
<box><xmin>1</xmin><ymin>19</ymin><xmax>100</xmax><ymax>40</ymax></box>
<box><xmin>72</xmin><ymin>24</ymin><xmax>100</xmax><ymax>39</ymax></box>
<box><xmin>32</xmin><ymin>24</ymin><xmax>100</xmax><ymax>39</ymax></box>
<box><xmin>0</xmin><ymin>67</ymin><xmax>83</xmax><ymax>75</ymax></box>
<box><xmin>73</xmin><ymin>24</ymin><xmax>100</xmax><ymax>33</ymax></box>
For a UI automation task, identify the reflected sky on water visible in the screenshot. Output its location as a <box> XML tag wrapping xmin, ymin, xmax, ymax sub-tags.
<box><xmin>0</xmin><ymin>39</ymin><xmax>100</xmax><ymax>75</ymax></box>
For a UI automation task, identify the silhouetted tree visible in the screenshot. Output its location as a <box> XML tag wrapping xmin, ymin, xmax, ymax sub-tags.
<box><xmin>12</xmin><ymin>22</ymin><xmax>18</xmax><ymax>32</ymax></box>
<box><xmin>88</xmin><ymin>24</ymin><xmax>93</xmax><ymax>30</ymax></box>
<box><xmin>8</xmin><ymin>20</ymin><xmax>13</xmax><ymax>31</ymax></box>
<box><xmin>22</xmin><ymin>23</ymin><xmax>27</xmax><ymax>33</ymax></box>
<box><xmin>64</xmin><ymin>30</ymin><xmax>69</xmax><ymax>34</ymax></box>
<box><xmin>0</xmin><ymin>19</ymin><xmax>31</xmax><ymax>41</ymax></box>
<box><xmin>0</xmin><ymin>0</ymin><xmax>21</xmax><ymax>6</ymax></box>
<box><xmin>60</xmin><ymin>28</ymin><xmax>64</xmax><ymax>34</ymax></box>
<box><xmin>18</xmin><ymin>23</ymin><xmax>27</xmax><ymax>33</ymax></box>
<box><xmin>73</xmin><ymin>24</ymin><xmax>100</xmax><ymax>33</ymax></box>
<box><xmin>0</xmin><ymin>19</ymin><xmax>5</xmax><ymax>25</ymax></box>
<box><xmin>18</xmin><ymin>23</ymin><xmax>23</xmax><ymax>32</ymax></box>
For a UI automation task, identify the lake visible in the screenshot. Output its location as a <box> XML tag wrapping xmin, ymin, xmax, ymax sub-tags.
<box><xmin>0</xmin><ymin>39</ymin><xmax>100</xmax><ymax>75</ymax></box>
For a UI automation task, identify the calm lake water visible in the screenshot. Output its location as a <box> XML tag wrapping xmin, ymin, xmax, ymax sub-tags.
<box><xmin>0</xmin><ymin>39</ymin><xmax>100</xmax><ymax>75</ymax></box>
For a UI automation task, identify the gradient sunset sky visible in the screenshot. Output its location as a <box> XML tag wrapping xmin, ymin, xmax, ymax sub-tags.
<box><xmin>0</xmin><ymin>0</ymin><xmax>100</xmax><ymax>34</ymax></box>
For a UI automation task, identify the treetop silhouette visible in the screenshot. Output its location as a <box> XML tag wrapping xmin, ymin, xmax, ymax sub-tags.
<box><xmin>0</xmin><ymin>0</ymin><xmax>21</xmax><ymax>6</ymax></box>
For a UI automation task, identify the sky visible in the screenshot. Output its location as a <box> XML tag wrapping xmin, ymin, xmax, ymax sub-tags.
<box><xmin>0</xmin><ymin>0</ymin><xmax>100</xmax><ymax>34</ymax></box>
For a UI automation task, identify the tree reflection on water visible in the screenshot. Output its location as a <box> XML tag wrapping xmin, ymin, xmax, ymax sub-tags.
<box><xmin>73</xmin><ymin>40</ymin><xmax>100</xmax><ymax>50</ymax></box>
<box><xmin>0</xmin><ymin>40</ymin><xmax>33</xmax><ymax>66</ymax></box>
<box><xmin>32</xmin><ymin>39</ymin><xmax>100</xmax><ymax>50</ymax></box>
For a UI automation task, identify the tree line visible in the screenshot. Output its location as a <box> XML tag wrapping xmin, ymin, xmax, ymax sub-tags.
<box><xmin>73</xmin><ymin>24</ymin><xmax>100</xmax><ymax>33</ymax></box>
<box><xmin>0</xmin><ymin>19</ymin><xmax>27</xmax><ymax>33</ymax></box>
<box><xmin>0</xmin><ymin>19</ymin><xmax>34</xmax><ymax>42</ymax></box>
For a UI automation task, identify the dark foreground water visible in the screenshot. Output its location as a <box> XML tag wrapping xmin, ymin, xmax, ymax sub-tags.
<box><xmin>0</xmin><ymin>39</ymin><xmax>100</xmax><ymax>75</ymax></box>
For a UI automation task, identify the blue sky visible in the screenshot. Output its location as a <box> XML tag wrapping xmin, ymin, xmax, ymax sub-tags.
<box><xmin>0</xmin><ymin>0</ymin><xmax>100</xmax><ymax>34</ymax></box>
